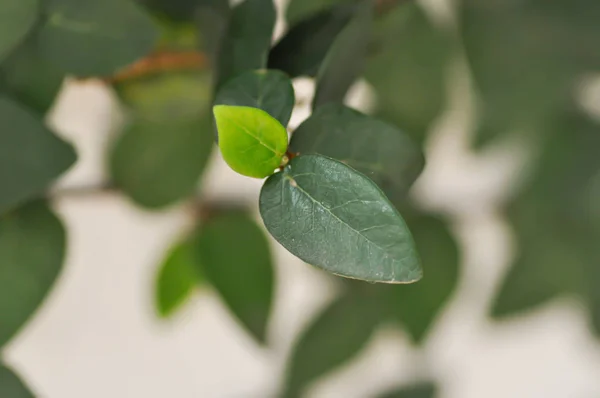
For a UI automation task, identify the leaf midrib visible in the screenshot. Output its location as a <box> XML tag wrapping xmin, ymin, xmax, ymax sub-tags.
<box><xmin>227</xmin><ymin>117</ymin><xmax>282</xmax><ymax>156</ymax></box>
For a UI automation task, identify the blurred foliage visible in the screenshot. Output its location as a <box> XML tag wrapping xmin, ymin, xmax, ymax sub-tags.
<box><xmin>0</xmin><ymin>365</ymin><xmax>35</xmax><ymax>398</ymax></box>
<box><xmin>378</xmin><ymin>383</ymin><xmax>437</xmax><ymax>398</ymax></box>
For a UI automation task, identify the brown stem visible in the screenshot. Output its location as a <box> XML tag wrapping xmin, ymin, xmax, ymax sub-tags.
<box><xmin>106</xmin><ymin>51</ymin><xmax>207</xmax><ymax>83</ymax></box>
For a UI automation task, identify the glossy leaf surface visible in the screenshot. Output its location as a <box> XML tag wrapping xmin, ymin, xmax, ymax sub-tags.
<box><xmin>260</xmin><ymin>154</ymin><xmax>421</xmax><ymax>283</ymax></box>
<box><xmin>0</xmin><ymin>201</ymin><xmax>66</xmax><ymax>347</ymax></box>
<box><xmin>0</xmin><ymin>366</ymin><xmax>35</xmax><ymax>398</ymax></box>
<box><xmin>0</xmin><ymin>0</ymin><xmax>38</xmax><ymax>62</ymax></box>
<box><xmin>213</xmin><ymin>105</ymin><xmax>288</xmax><ymax>178</ymax></box>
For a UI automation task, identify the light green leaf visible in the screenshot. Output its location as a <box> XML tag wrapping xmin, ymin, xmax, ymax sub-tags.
<box><xmin>283</xmin><ymin>292</ymin><xmax>381</xmax><ymax>397</ymax></box>
<box><xmin>312</xmin><ymin>2</ymin><xmax>373</xmax><ymax>109</ymax></box>
<box><xmin>213</xmin><ymin>105</ymin><xmax>288</xmax><ymax>178</ymax></box>
<box><xmin>214</xmin><ymin>69</ymin><xmax>295</xmax><ymax>127</ymax></box>
<box><xmin>38</xmin><ymin>0</ymin><xmax>158</xmax><ymax>76</ymax></box>
<box><xmin>156</xmin><ymin>237</ymin><xmax>202</xmax><ymax>318</ymax></box>
<box><xmin>0</xmin><ymin>0</ymin><xmax>38</xmax><ymax>62</ymax></box>
<box><xmin>0</xmin><ymin>96</ymin><xmax>76</xmax><ymax>215</ymax></box>
<box><xmin>0</xmin><ymin>201</ymin><xmax>66</xmax><ymax>347</ymax></box>
<box><xmin>196</xmin><ymin>211</ymin><xmax>274</xmax><ymax>343</ymax></box>
<box><xmin>378</xmin><ymin>383</ymin><xmax>437</xmax><ymax>398</ymax></box>
<box><xmin>268</xmin><ymin>3</ymin><xmax>356</xmax><ymax>78</ymax></box>
<box><xmin>215</xmin><ymin>0</ymin><xmax>275</xmax><ymax>88</ymax></box>
<box><xmin>260</xmin><ymin>154</ymin><xmax>421</xmax><ymax>283</ymax></box>
<box><xmin>0</xmin><ymin>365</ymin><xmax>35</xmax><ymax>398</ymax></box>
<box><xmin>290</xmin><ymin>104</ymin><xmax>424</xmax><ymax>204</ymax></box>
<box><xmin>111</xmin><ymin>73</ymin><xmax>214</xmax><ymax>208</ymax></box>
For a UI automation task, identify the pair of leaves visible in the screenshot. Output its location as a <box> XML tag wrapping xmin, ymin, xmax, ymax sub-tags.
<box><xmin>0</xmin><ymin>365</ymin><xmax>35</xmax><ymax>398</ymax></box>
<box><xmin>156</xmin><ymin>211</ymin><xmax>274</xmax><ymax>343</ymax></box>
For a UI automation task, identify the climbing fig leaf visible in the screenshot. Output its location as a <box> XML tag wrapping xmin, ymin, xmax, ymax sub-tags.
<box><xmin>214</xmin><ymin>69</ymin><xmax>295</xmax><ymax>127</ymax></box>
<box><xmin>213</xmin><ymin>105</ymin><xmax>289</xmax><ymax>178</ymax></box>
<box><xmin>290</xmin><ymin>104</ymin><xmax>424</xmax><ymax>204</ymax></box>
<box><xmin>0</xmin><ymin>0</ymin><xmax>38</xmax><ymax>62</ymax></box>
<box><xmin>0</xmin><ymin>365</ymin><xmax>35</xmax><ymax>398</ymax></box>
<box><xmin>0</xmin><ymin>201</ymin><xmax>66</xmax><ymax>347</ymax></box>
<box><xmin>196</xmin><ymin>211</ymin><xmax>274</xmax><ymax>343</ymax></box>
<box><xmin>260</xmin><ymin>154</ymin><xmax>421</xmax><ymax>283</ymax></box>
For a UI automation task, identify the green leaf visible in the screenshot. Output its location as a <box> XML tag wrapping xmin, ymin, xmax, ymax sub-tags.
<box><xmin>215</xmin><ymin>0</ymin><xmax>275</xmax><ymax>88</ymax></box>
<box><xmin>213</xmin><ymin>105</ymin><xmax>288</xmax><ymax>179</ymax></box>
<box><xmin>111</xmin><ymin>73</ymin><xmax>214</xmax><ymax>208</ymax></box>
<box><xmin>284</xmin><ymin>292</ymin><xmax>381</xmax><ymax>397</ymax></box>
<box><xmin>0</xmin><ymin>96</ymin><xmax>76</xmax><ymax>215</ymax></box>
<box><xmin>379</xmin><ymin>213</ymin><xmax>459</xmax><ymax>343</ymax></box>
<box><xmin>0</xmin><ymin>36</ymin><xmax>65</xmax><ymax>114</ymax></box>
<box><xmin>214</xmin><ymin>69</ymin><xmax>295</xmax><ymax>127</ymax></box>
<box><xmin>156</xmin><ymin>237</ymin><xmax>202</xmax><ymax>318</ymax></box>
<box><xmin>0</xmin><ymin>0</ymin><xmax>38</xmax><ymax>62</ymax></box>
<box><xmin>365</xmin><ymin>3</ymin><xmax>450</xmax><ymax>142</ymax></box>
<box><xmin>378</xmin><ymin>383</ymin><xmax>437</xmax><ymax>398</ymax></box>
<box><xmin>268</xmin><ymin>3</ymin><xmax>356</xmax><ymax>78</ymax></box>
<box><xmin>196</xmin><ymin>211</ymin><xmax>274</xmax><ymax>343</ymax></box>
<box><xmin>260</xmin><ymin>154</ymin><xmax>421</xmax><ymax>283</ymax></box>
<box><xmin>312</xmin><ymin>2</ymin><xmax>373</xmax><ymax>109</ymax></box>
<box><xmin>290</xmin><ymin>104</ymin><xmax>424</xmax><ymax>204</ymax></box>
<box><xmin>0</xmin><ymin>201</ymin><xmax>66</xmax><ymax>347</ymax></box>
<box><xmin>38</xmin><ymin>0</ymin><xmax>159</xmax><ymax>76</ymax></box>
<box><xmin>285</xmin><ymin>0</ymin><xmax>347</xmax><ymax>24</ymax></box>
<box><xmin>0</xmin><ymin>365</ymin><xmax>35</xmax><ymax>398</ymax></box>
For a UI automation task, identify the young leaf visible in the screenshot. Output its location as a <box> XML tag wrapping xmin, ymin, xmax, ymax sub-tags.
<box><xmin>156</xmin><ymin>237</ymin><xmax>203</xmax><ymax>318</ymax></box>
<box><xmin>0</xmin><ymin>365</ymin><xmax>35</xmax><ymax>398</ymax></box>
<box><xmin>215</xmin><ymin>0</ymin><xmax>275</xmax><ymax>88</ymax></box>
<box><xmin>0</xmin><ymin>0</ymin><xmax>38</xmax><ymax>62</ymax></box>
<box><xmin>196</xmin><ymin>211</ymin><xmax>274</xmax><ymax>343</ymax></box>
<box><xmin>260</xmin><ymin>154</ymin><xmax>421</xmax><ymax>283</ymax></box>
<box><xmin>268</xmin><ymin>3</ymin><xmax>356</xmax><ymax>78</ymax></box>
<box><xmin>213</xmin><ymin>105</ymin><xmax>288</xmax><ymax>178</ymax></box>
<box><xmin>0</xmin><ymin>201</ymin><xmax>66</xmax><ymax>347</ymax></box>
<box><xmin>284</xmin><ymin>293</ymin><xmax>381</xmax><ymax>397</ymax></box>
<box><xmin>377</xmin><ymin>383</ymin><xmax>437</xmax><ymax>398</ymax></box>
<box><xmin>312</xmin><ymin>2</ymin><xmax>373</xmax><ymax>109</ymax></box>
<box><xmin>214</xmin><ymin>69</ymin><xmax>295</xmax><ymax>127</ymax></box>
<box><xmin>290</xmin><ymin>104</ymin><xmax>424</xmax><ymax>204</ymax></box>
<box><xmin>38</xmin><ymin>0</ymin><xmax>159</xmax><ymax>76</ymax></box>
<box><xmin>0</xmin><ymin>96</ymin><xmax>76</xmax><ymax>215</ymax></box>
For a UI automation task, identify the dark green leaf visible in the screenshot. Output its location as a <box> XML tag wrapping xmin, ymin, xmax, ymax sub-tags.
<box><xmin>0</xmin><ymin>201</ymin><xmax>66</xmax><ymax>347</ymax></box>
<box><xmin>378</xmin><ymin>383</ymin><xmax>437</xmax><ymax>398</ymax></box>
<box><xmin>214</xmin><ymin>69</ymin><xmax>295</xmax><ymax>127</ymax></box>
<box><xmin>38</xmin><ymin>0</ymin><xmax>159</xmax><ymax>76</ymax></box>
<box><xmin>260</xmin><ymin>154</ymin><xmax>421</xmax><ymax>283</ymax></box>
<box><xmin>194</xmin><ymin>0</ymin><xmax>230</xmax><ymax>65</ymax></box>
<box><xmin>268</xmin><ymin>3</ymin><xmax>356</xmax><ymax>78</ymax></box>
<box><xmin>196</xmin><ymin>211</ymin><xmax>274</xmax><ymax>343</ymax></box>
<box><xmin>312</xmin><ymin>2</ymin><xmax>373</xmax><ymax>109</ymax></box>
<box><xmin>0</xmin><ymin>0</ymin><xmax>38</xmax><ymax>62</ymax></box>
<box><xmin>156</xmin><ymin>237</ymin><xmax>202</xmax><ymax>318</ymax></box>
<box><xmin>290</xmin><ymin>104</ymin><xmax>424</xmax><ymax>204</ymax></box>
<box><xmin>111</xmin><ymin>72</ymin><xmax>214</xmax><ymax>208</ymax></box>
<box><xmin>379</xmin><ymin>214</ymin><xmax>459</xmax><ymax>343</ymax></box>
<box><xmin>365</xmin><ymin>3</ymin><xmax>450</xmax><ymax>142</ymax></box>
<box><xmin>138</xmin><ymin>0</ymin><xmax>226</xmax><ymax>22</ymax></box>
<box><xmin>0</xmin><ymin>365</ymin><xmax>35</xmax><ymax>398</ymax></box>
<box><xmin>285</xmin><ymin>0</ymin><xmax>348</xmax><ymax>24</ymax></box>
<box><xmin>284</xmin><ymin>292</ymin><xmax>381</xmax><ymax>397</ymax></box>
<box><xmin>0</xmin><ymin>96</ymin><xmax>76</xmax><ymax>215</ymax></box>
<box><xmin>0</xmin><ymin>36</ymin><xmax>64</xmax><ymax>114</ymax></box>
<box><xmin>215</xmin><ymin>0</ymin><xmax>275</xmax><ymax>88</ymax></box>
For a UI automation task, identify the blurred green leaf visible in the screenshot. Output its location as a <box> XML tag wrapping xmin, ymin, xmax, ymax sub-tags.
<box><xmin>260</xmin><ymin>154</ymin><xmax>421</xmax><ymax>283</ymax></box>
<box><xmin>156</xmin><ymin>236</ymin><xmax>202</xmax><ymax>318</ymax></box>
<box><xmin>365</xmin><ymin>3</ymin><xmax>450</xmax><ymax>143</ymax></box>
<box><xmin>378</xmin><ymin>383</ymin><xmax>437</xmax><ymax>398</ymax></box>
<box><xmin>0</xmin><ymin>365</ymin><xmax>35</xmax><ymax>398</ymax></box>
<box><xmin>268</xmin><ymin>3</ymin><xmax>356</xmax><ymax>78</ymax></box>
<box><xmin>0</xmin><ymin>96</ymin><xmax>76</xmax><ymax>215</ymax></box>
<box><xmin>111</xmin><ymin>72</ymin><xmax>214</xmax><ymax>208</ymax></box>
<box><xmin>312</xmin><ymin>2</ymin><xmax>373</xmax><ymax>109</ymax></box>
<box><xmin>0</xmin><ymin>201</ymin><xmax>66</xmax><ymax>347</ymax></box>
<box><xmin>0</xmin><ymin>0</ymin><xmax>38</xmax><ymax>62</ymax></box>
<box><xmin>285</xmin><ymin>0</ymin><xmax>348</xmax><ymax>24</ymax></box>
<box><xmin>38</xmin><ymin>0</ymin><xmax>158</xmax><ymax>76</ymax></box>
<box><xmin>290</xmin><ymin>104</ymin><xmax>424</xmax><ymax>204</ymax></box>
<box><xmin>214</xmin><ymin>69</ymin><xmax>295</xmax><ymax>127</ymax></box>
<box><xmin>194</xmin><ymin>0</ymin><xmax>230</xmax><ymax>65</ymax></box>
<box><xmin>196</xmin><ymin>211</ymin><xmax>274</xmax><ymax>343</ymax></box>
<box><xmin>213</xmin><ymin>105</ymin><xmax>288</xmax><ymax>178</ymax></box>
<box><xmin>138</xmin><ymin>0</ymin><xmax>225</xmax><ymax>22</ymax></box>
<box><xmin>215</xmin><ymin>0</ymin><xmax>275</xmax><ymax>88</ymax></box>
<box><xmin>0</xmin><ymin>36</ymin><xmax>64</xmax><ymax>114</ymax></box>
<box><xmin>284</xmin><ymin>292</ymin><xmax>382</xmax><ymax>397</ymax></box>
<box><xmin>379</xmin><ymin>213</ymin><xmax>459</xmax><ymax>343</ymax></box>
